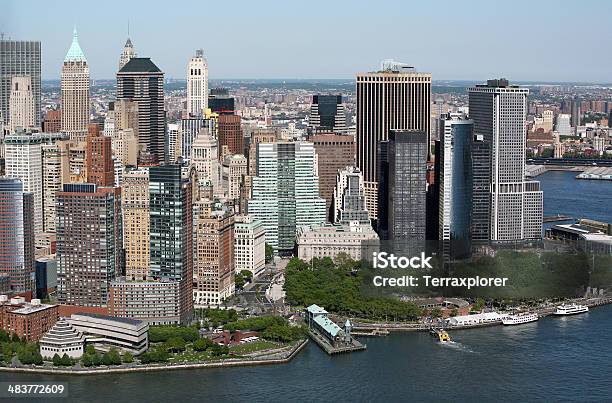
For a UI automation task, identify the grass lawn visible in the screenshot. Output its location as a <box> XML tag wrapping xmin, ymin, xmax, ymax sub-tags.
<box><xmin>229</xmin><ymin>340</ymin><xmax>278</xmax><ymax>355</ymax></box>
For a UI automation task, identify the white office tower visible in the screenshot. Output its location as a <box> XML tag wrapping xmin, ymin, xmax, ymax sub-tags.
<box><xmin>332</xmin><ymin>166</ymin><xmax>369</xmax><ymax>224</ymax></box>
<box><xmin>118</xmin><ymin>37</ymin><xmax>136</xmax><ymax>71</ymax></box>
<box><xmin>191</xmin><ymin>128</ymin><xmax>221</xmax><ymax>195</ymax></box>
<box><xmin>187</xmin><ymin>49</ymin><xmax>208</xmax><ymax>117</ymax></box>
<box><xmin>8</xmin><ymin>76</ymin><xmax>35</xmax><ymax>132</ymax></box>
<box><xmin>555</xmin><ymin>114</ymin><xmax>572</xmax><ymax>137</ymax></box>
<box><xmin>247</xmin><ymin>141</ymin><xmax>327</xmax><ymax>253</ymax></box>
<box><xmin>167</xmin><ymin>123</ymin><xmax>180</xmax><ymax>163</ymax></box>
<box><xmin>61</xmin><ymin>28</ymin><xmax>90</xmax><ymax>142</ymax></box>
<box><xmin>4</xmin><ymin>130</ymin><xmax>43</xmax><ymax>233</ymax></box>
<box><xmin>468</xmin><ymin>79</ymin><xmax>543</xmax><ymax>242</ymax></box>
<box><xmin>234</xmin><ymin>215</ymin><xmax>266</xmax><ymax>278</ymax></box>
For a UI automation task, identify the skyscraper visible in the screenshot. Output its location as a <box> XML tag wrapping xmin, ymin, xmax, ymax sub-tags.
<box><xmin>218</xmin><ymin>114</ymin><xmax>243</xmax><ymax>155</ymax></box>
<box><xmin>122</xmin><ymin>167</ymin><xmax>150</xmax><ymax>281</ymax></box>
<box><xmin>0</xmin><ymin>178</ymin><xmax>35</xmax><ymax>295</ymax></box>
<box><xmin>4</xmin><ymin>130</ymin><xmax>43</xmax><ymax>234</ymax></box>
<box><xmin>61</xmin><ymin>28</ymin><xmax>90</xmax><ymax>142</ymax></box>
<box><xmin>187</xmin><ymin>49</ymin><xmax>208</xmax><ymax>117</ymax></box>
<box><xmin>8</xmin><ymin>76</ymin><xmax>35</xmax><ymax>132</ymax></box>
<box><xmin>180</xmin><ymin>116</ymin><xmax>206</xmax><ymax>159</ymax></box>
<box><xmin>247</xmin><ymin>141</ymin><xmax>327</xmax><ymax>252</ymax></box>
<box><xmin>0</xmin><ymin>39</ymin><xmax>41</xmax><ymax>127</ymax></box>
<box><xmin>356</xmin><ymin>61</ymin><xmax>431</xmax><ymax>219</ymax></box>
<box><xmin>191</xmin><ymin>128</ymin><xmax>221</xmax><ymax>195</ymax></box>
<box><xmin>117</xmin><ymin>58</ymin><xmax>165</xmax><ymax>163</ymax></box>
<box><xmin>332</xmin><ymin>166</ymin><xmax>370</xmax><ymax>225</ymax></box>
<box><xmin>438</xmin><ymin>113</ymin><xmax>473</xmax><ymax>257</ymax></box>
<box><xmin>468</xmin><ymin>79</ymin><xmax>543</xmax><ymax>243</ymax></box>
<box><xmin>383</xmin><ymin>130</ymin><xmax>427</xmax><ymax>241</ymax></box>
<box><xmin>208</xmin><ymin>88</ymin><xmax>235</xmax><ymax>115</ymax></box>
<box><xmin>571</xmin><ymin>96</ymin><xmax>581</xmax><ymax>128</ymax></box>
<box><xmin>56</xmin><ymin>183</ymin><xmax>122</xmax><ymax>307</ymax></box>
<box><xmin>86</xmin><ymin>124</ymin><xmax>114</xmax><ymax>187</ymax></box>
<box><xmin>118</xmin><ymin>37</ymin><xmax>136</xmax><ymax>71</ymax></box>
<box><xmin>308</xmin><ymin>133</ymin><xmax>355</xmax><ymax>219</ymax></box>
<box><xmin>308</xmin><ymin>95</ymin><xmax>347</xmax><ymax>133</ymax></box>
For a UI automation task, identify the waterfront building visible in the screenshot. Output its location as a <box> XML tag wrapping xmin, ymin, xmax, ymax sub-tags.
<box><xmin>118</xmin><ymin>37</ymin><xmax>136</xmax><ymax>71</ymax></box>
<box><xmin>556</xmin><ymin>114</ymin><xmax>572</xmax><ymax>137</ymax></box>
<box><xmin>187</xmin><ymin>49</ymin><xmax>208</xmax><ymax>117</ymax></box>
<box><xmin>56</xmin><ymin>184</ymin><xmax>122</xmax><ymax>307</ymax></box>
<box><xmin>468</xmin><ymin>79</ymin><xmax>543</xmax><ymax>242</ymax></box>
<box><xmin>0</xmin><ymin>39</ymin><xmax>41</xmax><ymax>127</ymax></box>
<box><xmin>61</xmin><ymin>28</ymin><xmax>90</xmax><ymax>142</ymax></box>
<box><xmin>0</xmin><ymin>296</ymin><xmax>58</xmax><ymax>341</ymax></box>
<box><xmin>380</xmin><ymin>130</ymin><xmax>427</xmax><ymax>241</ymax></box>
<box><xmin>247</xmin><ymin>141</ymin><xmax>327</xmax><ymax>253</ymax></box>
<box><xmin>8</xmin><ymin>76</ymin><xmax>35</xmax><ymax>132</ymax></box>
<box><xmin>180</xmin><ymin>116</ymin><xmax>206</xmax><ymax>159</ymax></box>
<box><xmin>308</xmin><ymin>133</ymin><xmax>355</xmax><ymax>220</ymax></box>
<box><xmin>42</xmin><ymin>109</ymin><xmax>61</xmax><ymax>133</ymax></box>
<box><xmin>68</xmin><ymin>313</ymin><xmax>148</xmax><ymax>355</ymax></box>
<box><xmin>332</xmin><ymin>166</ymin><xmax>370</xmax><ymax>225</ymax></box>
<box><xmin>191</xmin><ymin>128</ymin><xmax>221</xmax><ymax>195</ymax></box>
<box><xmin>308</xmin><ymin>95</ymin><xmax>347</xmax><ymax>133</ymax></box>
<box><xmin>438</xmin><ymin>113</ymin><xmax>474</xmax><ymax>257</ymax></box>
<box><xmin>0</xmin><ymin>179</ymin><xmax>35</xmax><ymax>295</ymax></box>
<box><xmin>108</xmin><ymin>278</ymin><xmax>192</xmax><ymax>325</ymax></box>
<box><xmin>194</xmin><ymin>206</ymin><xmax>235</xmax><ymax>306</ymax></box>
<box><xmin>218</xmin><ymin>114</ymin><xmax>243</xmax><ymax>155</ymax></box>
<box><xmin>4</xmin><ymin>130</ymin><xmax>43</xmax><ymax>233</ymax></box>
<box><xmin>122</xmin><ymin>168</ymin><xmax>150</xmax><ymax>281</ymax></box>
<box><xmin>296</xmin><ymin>221</ymin><xmax>379</xmax><ymax>261</ymax></box>
<box><xmin>117</xmin><ymin>58</ymin><xmax>165</xmax><ymax>163</ymax></box>
<box><xmin>305</xmin><ymin>304</ymin><xmax>344</xmax><ymax>346</ymax></box>
<box><xmin>234</xmin><ymin>215</ymin><xmax>266</xmax><ymax>278</ymax></box>
<box><xmin>39</xmin><ymin>319</ymin><xmax>84</xmax><ymax>359</ymax></box>
<box><xmin>86</xmin><ymin>124</ymin><xmax>114</xmax><ymax>187</ymax></box>
<box><xmin>222</xmin><ymin>154</ymin><xmax>247</xmax><ymax>201</ymax></box>
<box><xmin>356</xmin><ymin>61</ymin><xmax>431</xmax><ymax>219</ymax></box>
<box><xmin>446</xmin><ymin>312</ymin><xmax>504</xmax><ymax>327</ymax></box>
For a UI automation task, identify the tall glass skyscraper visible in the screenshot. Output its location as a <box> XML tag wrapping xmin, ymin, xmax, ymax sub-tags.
<box><xmin>247</xmin><ymin>142</ymin><xmax>327</xmax><ymax>253</ymax></box>
<box><xmin>0</xmin><ymin>39</ymin><xmax>41</xmax><ymax>127</ymax></box>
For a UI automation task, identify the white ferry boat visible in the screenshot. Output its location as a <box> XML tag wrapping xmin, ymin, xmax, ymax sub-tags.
<box><xmin>554</xmin><ymin>304</ymin><xmax>589</xmax><ymax>316</ymax></box>
<box><xmin>502</xmin><ymin>312</ymin><xmax>539</xmax><ymax>325</ymax></box>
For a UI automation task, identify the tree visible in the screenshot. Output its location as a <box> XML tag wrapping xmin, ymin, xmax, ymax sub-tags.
<box><xmin>430</xmin><ymin>308</ymin><xmax>443</xmax><ymax>318</ymax></box>
<box><xmin>450</xmin><ymin>308</ymin><xmax>459</xmax><ymax>317</ymax></box>
<box><xmin>106</xmin><ymin>348</ymin><xmax>122</xmax><ymax>365</ymax></box>
<box><xmin>85</xmin><ymin>344</ymin><xmax>96</xmax><ymax>355</ymax></box>
<box><xmin>52</xmin><ymin>353</ymin><xmax>61</xmax><ymax>366</ymax></box>
<box><xmin>122</xmin><ymin>352</ymin><xmax>134</xmax><ymax>364</ymax></box>
<box><xmin>209</xmin><ymin>344</ymin><xmax>229</xmax><ymax>356</ymax></box>
<box><xmin>235</xmin><ymin>272</ymin><xmax>246</xmax><ymax>290</ymax></box>
<box><xmin>60</xmin><ymin>353</ymin><xmax>73</xmax><ymax>366</ymax></box>
<box><xmin>81</xmin><ymin>354</ymin><xmax>93</xmax><ymax>367</ymax></box>
<box><xmin>32</xmin><ymin>351</ymin><xmax>43</xmax><ymax>366</ymax></box>
<box><xmin>265</xmin><ymin>243</ymin><xmax>274</xmax><ymax>263</ymax></box>
<box><xmin>240</xmin><ymin>270</ymin><xmax>253</xmax><ymax>283</ymax></box>
<box><xmin>193</xmin><ymin>338</ymin><xmax>213</xmax><ymax>352</ymax></box>
<box><xmin>165</xmin><ymin>337</ymin><xmax>186</xmax><ymax>353</ymax></box>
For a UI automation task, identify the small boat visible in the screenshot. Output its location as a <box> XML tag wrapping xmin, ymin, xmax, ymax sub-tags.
<box><xmin>502</xmin><ymin>312</ymin><xmax>539</xmax><ymax>325</ymax></box>
<box><xmin>554</xmin><ymin>304</ymin><xmax>589</xmax><ymax>316</ymax></box>
<box><xmin>430</xmin><ymin>328</ymin><xmax>451</xmax><ymax>342</ymax></box>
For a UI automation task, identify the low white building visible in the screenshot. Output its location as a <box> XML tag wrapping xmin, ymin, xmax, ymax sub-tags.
<box><xmin>68</xmin><ymin>313</ymin><xmax>149</xmax><ymax>355</ymax></box>
<box><xmin>39</xmin><ymin>319</ymin><xmax>85</xmax><ymax>359</ymax></box>
<box><xmin>234</xmin><ymin>215</ymin><xmax>266</xmax><ymax>277</ymax></box>
<box><xmin>296</xmin><ymin>221</ymin><xmax>379</xmax><ymax>261</ymax></box>
<box><xmin>445</xmin><ymin>312</ymin><xmax>504</xmax><ymax>327</ymax></box>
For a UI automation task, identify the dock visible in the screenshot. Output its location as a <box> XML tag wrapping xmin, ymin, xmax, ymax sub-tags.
<box><xmin>543</xmin><ymin>214</ymin><xmax>573</xmax><ymax>223</ymax></box>
<box><xmin>308</xmin><ymin>330</ymin><xmax>366</xmax><ymax>355</ymax></box>
<box><xmin>351</xmin><ymin>328</ymin><xmax>390</xmax><ymax>337</ymax></box>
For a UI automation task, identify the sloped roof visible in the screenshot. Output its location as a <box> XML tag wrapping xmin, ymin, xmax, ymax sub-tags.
<box><xmin>64</xmin><ymin>27</ymin><xmax>87</xmax><ymax>62</ymax></box>
<box><xmin>118</xmin><ymin>57</ymin><xmax>162</xmax><ymax>73</ymax></box>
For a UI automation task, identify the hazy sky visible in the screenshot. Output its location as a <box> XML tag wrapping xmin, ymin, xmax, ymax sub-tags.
<box><xmin>3</xmin><ymin>0</ymin><xmax>612</xmax><ymax>82</ymax></box>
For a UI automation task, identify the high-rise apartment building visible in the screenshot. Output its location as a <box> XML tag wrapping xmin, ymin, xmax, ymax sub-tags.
<box><xmin>187</xmin><ymin>49</ymin><xmax>208</xmax><ymax>117</ymax></box>
<box><xmin>118</xmin><ymin>37</ymin><xmax>136</xmax><ymax>71</ymax></box>
<box><xmin>56</xmin><ymin>183</ymin><xmax>122</xmax><ymax>307</ymax></box>
<box><xmin>61</xmin><ymin>28</ymin><xmax>90</xmax><ymax>142</ymax></box>
<box><xmin>309</xmin><ymin>133</ymin><xmax>355</xmax><ymax>220</ymax></box>
<box><xmin>468</xmin><ymin>79</ymin><xmax>543</xmax><ymax>243</ymax></box>
<box><xmin>380</xmin><ymin>130</ymin><xmax>427</xmax><ymax>241</ymax></box>
<box><xmin>234</xmin><ymin>215</ymin><xmax>266</xmax><ymax>278</ymax></box>
<box><xmin>332</xmin><ymin>166</ymin><xmax>370</xmax><ymax>225</ymax></box>
<box><xmin>86</xmin><ymin>125</ymin><xmax>114</xmax><ymax>187</ymax></box>
<box><xmin>218</xmin><ymin>114</ymin><xmax>243</xmax><ymax>155</ymax></box>
<box><xmin>308</xmin><ymin>95</ymin><xmax>347</xmax><ymax>133</ymax></box>
<box><xmin>356</xmin><ymin>61</ymin><xmax>431</xmax><ymax>219</ymax></box>
<box><xmin>117</xmin><ymin>58</ymin><xmax>165</xmax><ymax>163</ymax></box>
<box><xmin>0</xmin><ymin>39</ymin><xmax>41</xmax><ymax>127</ymax></box>
<box><xmin>571</xmin><ymin>96</ymin><xmax>581</xmax><ymax>128</ymax></box>
<box><xmin>4</xmin><ymin>130</ymin><xmax>43</xmax><ymax>234</ymax></box>
<box><xmin>247</xmin><ymin>141</ymin><xmax>327</xmax><ymax>252</ymax></box>
<box><xmin>42</xmin><ymin>109</ymin><xmax>61</xmax><ymax>133</ymax></box>
<box><xmin>556</xmin><ymin>114</ymin><xmax>572</xmax><ymax>137</ymax></box>
<box><xmin>8</xmin><ymin>76</ymin><xmax>35</xmax><ymax>132</ymax></box>
<box><xmin>0</xmin><ymin>178</ymin><xmax>35</xmax><ymax>295</ymax></box>
<box><xmin>41</xmin><ymin>137</ymin><xmax>67</xmax><ymax>233</ymax></box>
<box><xmin>438</xmin><ymin>113</ymin><xmax>474</xmax><ymax>256</ymax></box>
<box><xmin>194</xmin><ymin>205</ymin><xmax>235</xmax><ymax>306</ymax></box>
<box><xmin>122</xmin><ymin>168</ymin><xmax>150</xmax><ymax>281</ymax></box>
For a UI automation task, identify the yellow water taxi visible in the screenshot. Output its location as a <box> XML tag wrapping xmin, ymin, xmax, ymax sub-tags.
<box><xmin>430</xmin><ymin>328</ymin><xmax>451</xmax><ymax>342</ymax></box>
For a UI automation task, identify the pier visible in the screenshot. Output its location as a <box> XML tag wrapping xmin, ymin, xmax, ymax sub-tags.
<box><xmin>308</xmin><ymin>330</ymin><xmax>366</xmax><ymax>355</ymax></box>
<box><xmin>543</xmin><ymin>214</ymin><xmax>573</xmax><ymax>223</ymax></box>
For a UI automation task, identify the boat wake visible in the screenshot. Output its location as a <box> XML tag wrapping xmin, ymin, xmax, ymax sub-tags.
<box><xmin>439</xmin><ymin>341</ymin><xmax>476</xmax><ymax>353</ymax></box>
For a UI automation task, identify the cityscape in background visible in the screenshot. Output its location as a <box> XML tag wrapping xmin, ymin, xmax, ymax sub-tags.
<box><xmin>0</xmin><ymin>23</ymin><xmax>611</xmax><ymax>375</ymax></box>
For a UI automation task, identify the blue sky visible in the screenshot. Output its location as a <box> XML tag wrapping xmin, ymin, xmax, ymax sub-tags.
<box><xmin>3</xmin><ymin>0</ymin><xmax>612</xmax><ymax>82</ymax></box>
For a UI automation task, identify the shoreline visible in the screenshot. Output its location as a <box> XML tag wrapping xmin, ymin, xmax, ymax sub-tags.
<box><xmin>0</xmin><ymin>339</ymin><xmax>309</xmax><ymax>376</ymax></box>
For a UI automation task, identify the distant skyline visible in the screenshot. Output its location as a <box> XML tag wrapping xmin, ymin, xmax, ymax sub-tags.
<box><xmin>4</xmin><ymin>0</ymin><xmax>612</xmax><ymax>83</ymax></box>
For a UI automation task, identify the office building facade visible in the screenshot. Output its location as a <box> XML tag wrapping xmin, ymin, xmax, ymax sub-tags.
<box><xmin>187</xmin><ymin>49</ymin><xmax>208</xmax><ymax>117</ymax></box>
<box><xmin>308</xmin><ymin>95</ymin><xmax>347</xmax><ymax>133</ymax></box>
<box><xmin>8</xmin><ymin>76</ymin><xmax>35</xmax><ymax>132</ymax></box>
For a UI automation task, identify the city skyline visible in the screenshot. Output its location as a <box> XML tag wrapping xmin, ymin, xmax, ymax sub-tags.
<box><xmin>4</xmin><ymin>0</ymin><xmax>612</xmax><ymax>83</ymax></box>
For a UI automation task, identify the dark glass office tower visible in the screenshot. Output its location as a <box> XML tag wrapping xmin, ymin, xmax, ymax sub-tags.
<box><xmin>470</xmin><ymin>133</ymin><xmax>491</xmax><ymax>244</ymax></box>
<box><xmin>308</xmin><ymin>95</ymin><xmax>346</xmax><ymax>133</ymax></box>
<box><xmin>386</xmin><ymin>130</ymin><xmax>427</xmax><ymax>241</ymax></box>
<box><xmin>117</xmin><ymin>58</ymin><xmax>165</xmax><ymax>163</ymax></box>
<box><xmin>0</xmin><ymin>40</ymin><xmax>41</xmax><ymax>126</ymax></box>
<box><xmin>208</xmin><ymin>87</ymin><xmax>235</xmax><ymax>115</ymax></box>
<box><xmin>148</xmin><ymin>165</ymin><xmax>193</xmax><ymax>282</ymax></box>
<box><xmin>0</xmin><ymin>178</ymin><xmax>35</xmax><ymax>295</ymax></box>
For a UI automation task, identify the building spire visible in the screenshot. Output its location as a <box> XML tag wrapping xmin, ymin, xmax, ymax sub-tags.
<box><xmin>64</xmin><ymin>26</ymin><xmax>87</xmax><ymax>63</ymax></box>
